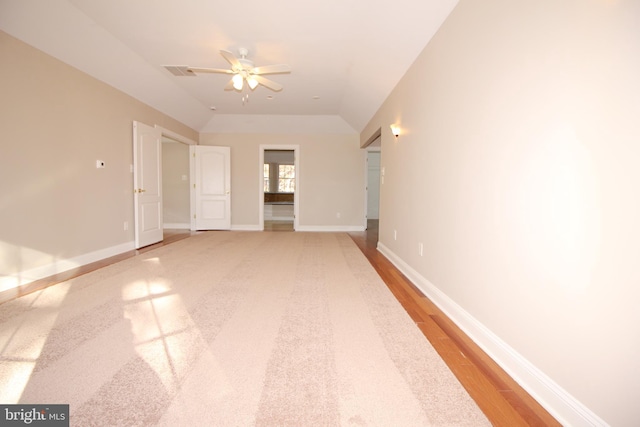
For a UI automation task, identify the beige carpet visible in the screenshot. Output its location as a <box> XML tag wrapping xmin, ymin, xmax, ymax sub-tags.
<box><xmin>0</xmin><ymin>232</ymin><xmax>489</xmax><ymax>426</ymax></box>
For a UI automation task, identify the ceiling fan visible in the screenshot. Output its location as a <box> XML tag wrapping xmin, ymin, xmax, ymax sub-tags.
<box><xmin>166</xmin><ymin>48</ymin><xmax>291</xmax><ymax>92</ymax></box>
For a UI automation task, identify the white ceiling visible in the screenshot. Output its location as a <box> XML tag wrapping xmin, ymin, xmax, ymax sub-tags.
<box><xmin>0</xmin><ymin>0</ymin><xmax>458</xmax><ymax>133</ymax></box>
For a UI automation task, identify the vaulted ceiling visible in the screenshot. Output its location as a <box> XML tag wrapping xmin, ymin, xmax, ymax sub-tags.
<box><xmin>0</xmin><ymin>0</ymin><xmax>458</xmax><ymax>133</ymax></box>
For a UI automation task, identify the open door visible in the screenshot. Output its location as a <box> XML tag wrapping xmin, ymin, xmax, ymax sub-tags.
<box><xmin>133</xmin><ymin>121</ymin><xmax>163</xmax><ymax>248</ymax></box>
<box><xmin>191</xmin><ymin>145</ymin><xmax>231</xmax><ymax>230</ymax></box>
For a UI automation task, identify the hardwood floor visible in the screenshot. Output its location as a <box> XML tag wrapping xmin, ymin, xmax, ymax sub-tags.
<box><xmin>263</xmin><ymin>220</ymin><xmax>294</xmax><ymax>231</ymax></box>
<box><xmin>0</xmin><ymin>229</ymin><xmax>200</xmax><ymax>305</ymax></box>
<box><xmin>4</xmin><ymin>225</ymin><xmax>560</xmax><ymax>425</ymax></box>
<box><xmin>348</xmin><ymin>220</ymin><xmax>560</xmax><ymax>427</ymax></box>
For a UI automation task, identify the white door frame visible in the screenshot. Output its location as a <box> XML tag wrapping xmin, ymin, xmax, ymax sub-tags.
<box><xmin>153</xmin><ymin>126</ymin><xmax>197</xmax><ymax>231</ymax></box>
<box><xmin>364</xmin><ymin>147</ymin><xmax>381</xmax><ymax>229</ymax></box>
<box><xmin>362</xmin><ymin>129</ymin><xmax>382</xmax><ymax>230</ymax></box>
<box><xmin>259</xmin><ymin>145</ymin><xmax>299</xmax><ymax>231</ymax></box>
<box><xmin>158</xmin><ymin>128</ymin><xmax>196</xmax><ymax>230</ymax></box>
<box><xmin>155</xmin><ymin>126</ymin><xmax>197</xmax><ymax>147</ymax></box>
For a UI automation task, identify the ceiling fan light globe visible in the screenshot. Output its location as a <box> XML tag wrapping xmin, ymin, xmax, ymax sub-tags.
<box><xmin>247</xmin><ymin>77</ymin><xmax>259</xmax><ymax>90</ymax></box>
<box><xmin>232</xmin><ymin>74</ymin><xmax>244</xmax><ymax>90</ymax></box>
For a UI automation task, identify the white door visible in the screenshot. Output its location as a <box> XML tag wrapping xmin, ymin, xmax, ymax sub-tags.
<box><xmin>191</xmin><ymin>145</ymin><xmax>231</xmax><ymax>230</ymax></box>
<box><xmin>133</xmin><ymin>121</ymin><xmax>163</xmax><ymax>248</ymax></box>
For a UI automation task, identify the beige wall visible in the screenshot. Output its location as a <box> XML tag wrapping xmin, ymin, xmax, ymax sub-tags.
<box><xmin>0</xmin><ymin>31</ymin><xmax>198</xmax><ymax>289</ymax></box>
<box><xmin>361</xmin><ymin>1</ymin><xmax>640</xmax><ymax>425</ymax></box>
<box><xmin>199</xmin><ymin>133</ymin><xmax>364</xmax><ymax>230</ymax></box>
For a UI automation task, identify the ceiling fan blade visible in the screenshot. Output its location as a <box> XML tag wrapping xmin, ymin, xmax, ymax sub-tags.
<box><xmin>220</xmin><ymin>50</ymin><xmax>242</xmax><ymax>70</ymax></box>
<box><xmin>223</xmin><ymin>78</ymin><xmax>235</xmax><ymax>91</ymax></box>
<box><xmin>251</xmin><ymin>64</ymin><xmax>291</xmax><ymax>75</ymax></box>
<box><xmin>253</xmin><ymin>75</ymin><xmax>283</xmax><ymax>92</ymax></box>
<box><xmin>188</xmin><ymin>67</ymin><xmax>233</xmax><ymax>74</ymax></box>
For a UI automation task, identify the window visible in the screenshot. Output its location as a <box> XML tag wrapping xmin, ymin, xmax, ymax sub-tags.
<box><xmin>263</xmin><ymin>164</ymin><xmax>270</xmax><ymax>192</ymax></box>
<box><xmin>278</xmin><ymin>165</ymin><xmax>295</xmax><ymax>192</ymax></box>
<box><xmin>264</xmin><ymin>148</ymin><xmax>295</xmax><ymax>193</ymax></box>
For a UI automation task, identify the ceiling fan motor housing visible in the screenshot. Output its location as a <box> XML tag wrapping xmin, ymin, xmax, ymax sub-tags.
<box><xmin>238</xmin><ymin>58</ymin><xmax>254</xmax><ymax>72</ymax></box>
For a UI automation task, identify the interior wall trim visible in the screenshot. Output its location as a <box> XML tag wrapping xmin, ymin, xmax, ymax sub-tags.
<box><xmin>376</xmin><ymin>242</ymin><xmax>609</xmax><ymax>427</ymax></box>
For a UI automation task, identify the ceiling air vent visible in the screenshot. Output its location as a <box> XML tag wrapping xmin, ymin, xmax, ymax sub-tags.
<box><xmin>164</xmin><ymin>66</ymin><xmax>196</xmax><ymax>77</ymax></box>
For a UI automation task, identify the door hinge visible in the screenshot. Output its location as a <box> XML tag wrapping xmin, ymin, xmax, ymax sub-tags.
<box><xmin>193</xmin><ymin>184</ymin><xmax>196</xmax><ymax>189</ymax></box>
<box><xmin>193</xmin><ymin>214</ymin><xmax>196</xmax><ymax>219</ymax></box>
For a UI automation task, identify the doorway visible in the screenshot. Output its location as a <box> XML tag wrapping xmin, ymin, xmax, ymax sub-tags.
<box><xmin>259</xmin><ymin>145</ymin><xmax>299</xmax><ymax>231</ymax></box>
<box><xmin>363</xmin><ymin>131</ymin><xmax>381</xmax><ymax>240</ymax></box>
<box><xmin>366</xmin><ymin>149</ymin><xmax>381</xmax><ymax>231</ymax></box>
<box><xmin>133</xmin><ymin>123</ymin><xmax>197</xmax><ymax>247</ymax></box>
<box><xmin>162</xmin><ymin>136</ymin><xmax>190</xmax><ymax>231</ymax></box>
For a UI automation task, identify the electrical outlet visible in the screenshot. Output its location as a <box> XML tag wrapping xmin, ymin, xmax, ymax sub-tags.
<box><xmin>123</xmin><ymin>221</ymin><xmax>128</xmax><ymax>231</ymax></box>
<box><xmin>394</xmin><ymin>230</ymin><xmax>397</xmax><ymax>240</ymax></box>
<box><xmin>419</xmin><ymin>242</ymin><xmax>424</xmax><ymax>256</ymax></box>
<box><xmin>336</xmin><ymin>212</ymin><xmax>341</xmax><ymax>219</ymax></box>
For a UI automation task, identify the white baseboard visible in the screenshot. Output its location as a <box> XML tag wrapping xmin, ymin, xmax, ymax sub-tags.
<box><xmin>1</xmin><ymin>241</ymin><xmax>136</xmax><ymax>291</ymax></box>
<box><xmin>230</xmin><ymin>224</ymin><xmax>366</xmax><ymax>232</ymax></box>
<box><xmin>296</xmin><ymin>225</ymin><xmax>366</xmax><ymax>232</ymax></box>
<box><xmin>163</xmin><ymin>222</ymin><xmax>190</xmax><ymax>229</ymax></box>
<box><xmin>377</xmin><ymin>242</ymin><xmax>608</xmax><ymax>427</ymax></box>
